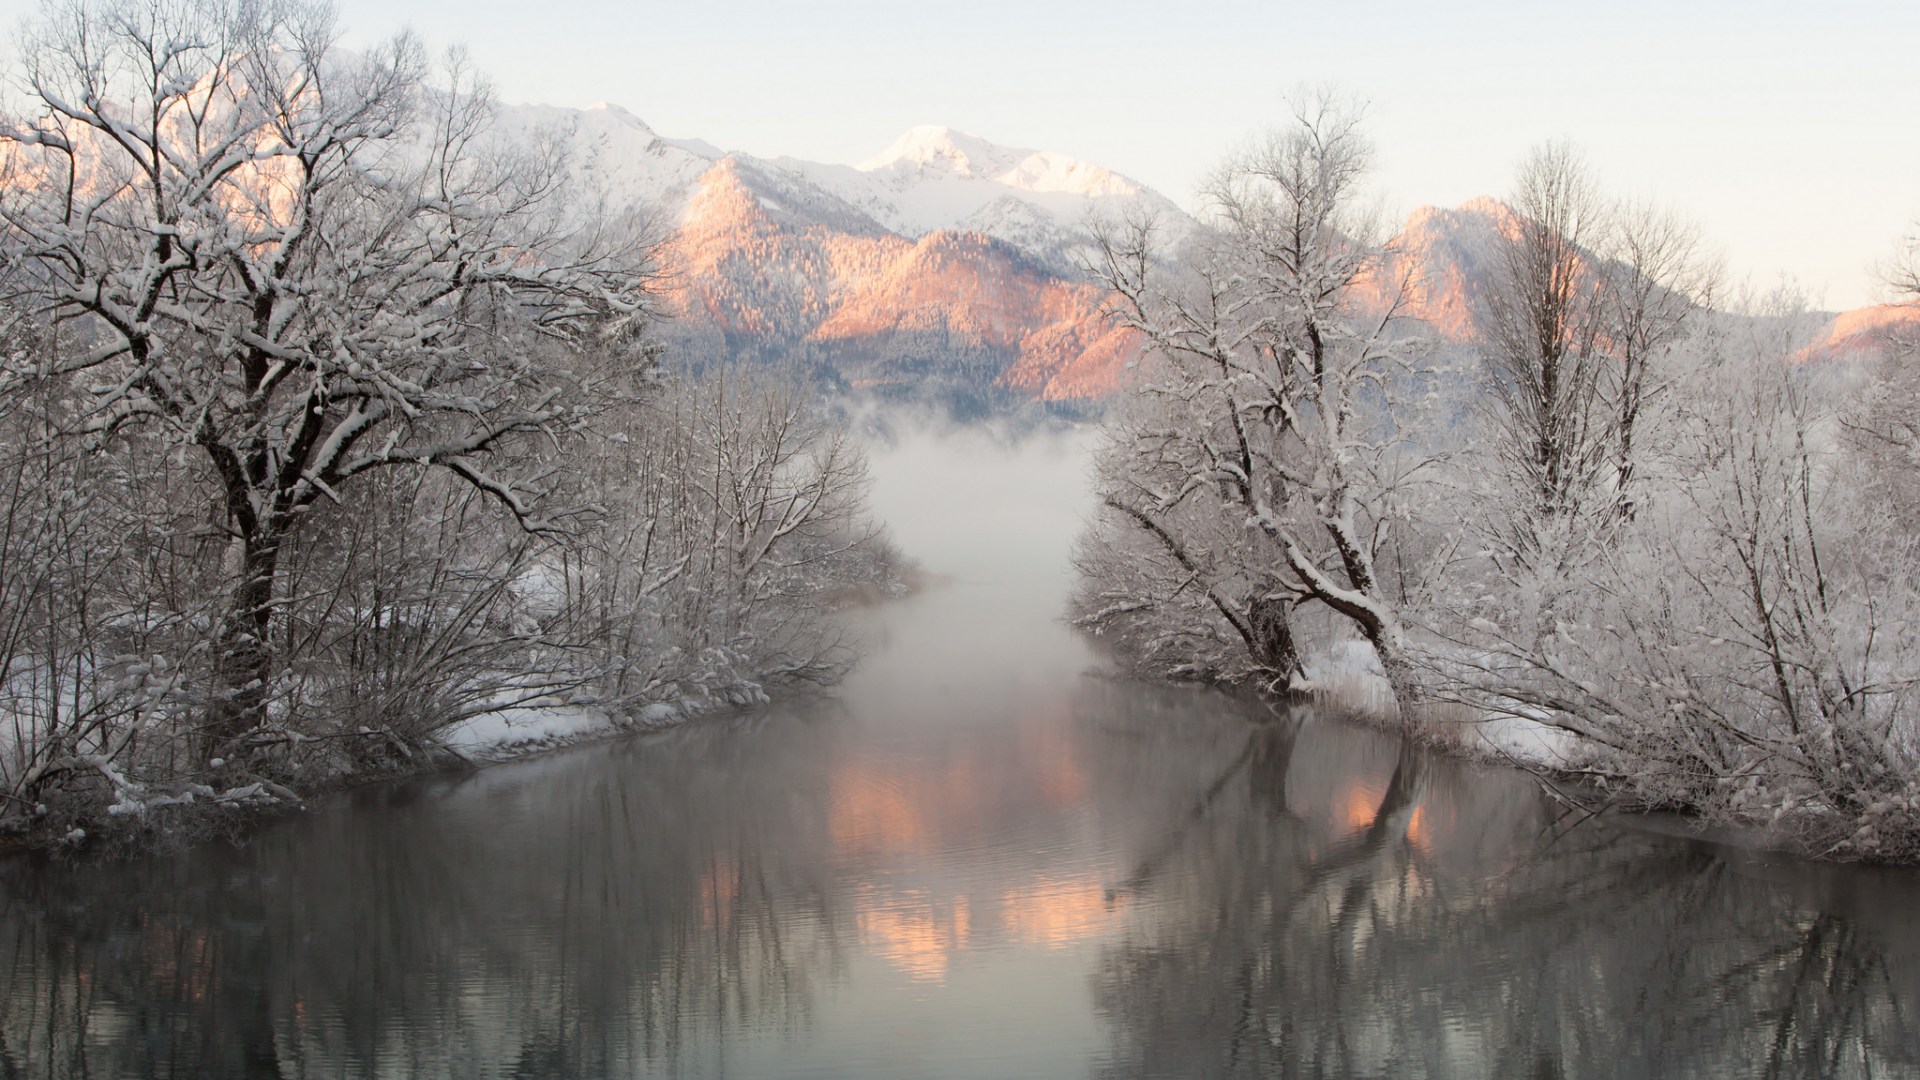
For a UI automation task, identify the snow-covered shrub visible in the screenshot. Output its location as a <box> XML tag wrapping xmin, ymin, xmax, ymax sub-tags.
<box><xmin>546</xmin><ymin>368</ymin><xmax>900</xmax><ymax>714</ymax></box>
<box><xmin>0</xmin><ymin>324</ymin><xmax>235</xmax><ymax>836</ymax></box>
<box><xmin>1429</xmin><ymin>299</ymin><xmax>1920</xmax><ymax>858</ymax></box>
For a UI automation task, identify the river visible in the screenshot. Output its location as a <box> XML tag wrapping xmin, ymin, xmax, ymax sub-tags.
<box><xmin>0</xmin><ymin>428</ymin><xmax>1914</xmax><ymax>1078</ymax></box>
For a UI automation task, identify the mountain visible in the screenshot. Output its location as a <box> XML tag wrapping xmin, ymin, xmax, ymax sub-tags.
<box><xmin>660</xmin><ymin>156</ymin><xmax>1139</xmax><ymax>401</ymax></box>
<box><xmin>1357</xmin><ymin>197</ymin><xmax>1514</xmax><ymax>343</ymax></box>
<box><xmin>495</xmin><ymin>105</ymin><xmax>1173</xmax><ymax>405</ymax></box>
<box><xmin>794</xmin><ymin>125</ymin><xmax>1187</xmax><ymax>276</ymax></box>
<box><xmin>1807</xmin><ymin>304</ymin><xmax>1920</xmax><ymax>360</ymax></box>
<box><xmin>1370</xmin><ymin>198</ymin><xmax>1915</xmax><ymax>369</ymax></box>
<box><xmin>495</xmin><ymin>104</ymin><xmax>1908</xmax><ymax>404</ymax></box>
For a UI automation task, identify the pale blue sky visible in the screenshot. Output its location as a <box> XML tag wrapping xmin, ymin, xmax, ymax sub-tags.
<box><xmin>12</xmin><ymin>0</ymin><xmax>1917</xmax><ymax>307</ymax></box>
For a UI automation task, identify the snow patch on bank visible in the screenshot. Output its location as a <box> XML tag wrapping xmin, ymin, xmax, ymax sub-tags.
<box><xmin>441</xmin><ymin>701</ymin><xmax>691</xmax><ymax>762</ymax></box>
<box><xmin>1304</xmin><ymin>639</ymin><xmax>1577</xmax><ymax>764</ymax></box>
<box><xmin>1471</xmin><ymin>712</ymin><xmax>1577</xmax><ymax>762</ymax></box>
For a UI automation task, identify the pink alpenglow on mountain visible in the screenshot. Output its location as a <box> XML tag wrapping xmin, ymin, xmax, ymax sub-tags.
<box><xmin>501</xmin><ymin>104</ymin><xmax>1910</xmax><ymax>397</ymax></box>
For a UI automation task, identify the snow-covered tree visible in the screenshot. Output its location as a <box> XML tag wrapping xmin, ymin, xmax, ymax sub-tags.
<box><xmin>1075</xmin><ymin>97</ymin><xmax>1439</xmax><ymax>712</ymax></box>
<box><xmin>0</xmin><ymin>0</ymin><xmax>655</xmax><ymax>754</ymax></box>
<box><xmin>1434</xmin><ymin>291</ymin><xmax>1920</xmax><ymax>858</ymax></box>
<box><xmin>1479</xmin><ymin>143</ymin><xmax>1616</xmax><ymax>542</ymax></box>
<box><xmin>1596</xmin><ymin>198</ymin><xmax>1712</xmax><ymax>516</ymax></box>
<box><xmin>1847</xmin><ymin>230</ymin><xmax>1920</xmax><ymax>531</ymax></box>
<box><xmin>1480</xmin><ymin>147</ymin><xmax>1713</xmax><ymax>537</ymax></box>
<box><xmin>1886</xmin><ymin>224</ymin><xmax>1920</xmax><ymax>302</ymax></box>
<box><xmin>549</xmin><ymin>367</ymin><xmax>893</xmax><ymax>710</ymax></box>
<box><xmin>1460</xmin><ymin>146</ymin><xmax>1714</xmax><ymax>685</ymax></box>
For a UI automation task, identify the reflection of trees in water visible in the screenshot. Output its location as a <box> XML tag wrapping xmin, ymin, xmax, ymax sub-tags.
<box><xmin>1092</xmin><ymin>713</ymin><xmax>1920</xmax><ymax>1080</ymax></box>
<box><xmin>0</xmin><ymin>714</ymin><xmax>850</xmax><ymax>1079</ymax></box>
<box><xmin>1</xmin><ymin>691</ymin><xmax>1914</xmax><ymax>1078</ymax></box>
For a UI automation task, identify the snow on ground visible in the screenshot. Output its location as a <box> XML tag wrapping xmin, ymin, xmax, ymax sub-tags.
<box><xmin>1470</xmin><ymin>712</ymin><xmax>1577</xmax><ymax>763</ymax></box>
<box><xmin>1304</xmin><ymin>638</ymin><xmax>1577</xmax><ymax>765</ymax></box>
<box><xmin>440</xmin><ymin>701</ymin><xmax>687</xmax><ymax>762</ymax></box>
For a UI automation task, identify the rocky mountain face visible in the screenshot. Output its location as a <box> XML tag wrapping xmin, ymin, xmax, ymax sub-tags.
<box><xmin>504</xmin><ymin>104</ymin><xmax>1908</xmax><ymax>405</ymax></box>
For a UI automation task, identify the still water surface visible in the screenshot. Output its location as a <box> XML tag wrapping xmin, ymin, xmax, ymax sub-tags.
<box><xmin>0</xmin><ymin>430</ymin><xmax>1916</xmax><ymax>1078</ymax></box>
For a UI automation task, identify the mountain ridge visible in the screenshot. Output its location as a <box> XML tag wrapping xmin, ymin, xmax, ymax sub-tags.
<box><xmin>496</xmin><ymin>103</ymin><xmax>1909</xmax><ymax>402</ymax></box>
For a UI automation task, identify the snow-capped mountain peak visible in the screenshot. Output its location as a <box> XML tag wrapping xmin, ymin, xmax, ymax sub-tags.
<box><xmin>856</xmin><ymin>125</ymin><xmax>1136</xmax><ymax>199</ymax></box>
<box><xmin>856</xmin><ymin>125</ymin><xmax>1028</xmax><ymax>180</ymax></box>
<box><xmin>488</xmin><ymin>102</ymin><xmax>1193</xmax><ymax>276</ymax></box>
<box><xmin>582</xmin><ymin>101</ymin><xmax>649</xmax><ymax>129</ymax></box>
<box><xmin>993</xmin><ymin>149</ymin><xmax>1134</xmax><ymax>198</ymax></box>
<box><xmin>781</xmin><ymin>124</ymin><xmax>1187</xmax><ymax>261</ymax></box>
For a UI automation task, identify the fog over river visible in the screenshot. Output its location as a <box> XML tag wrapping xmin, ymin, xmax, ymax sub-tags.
<box><xmin>0</xmin><ymin>429</ymin><xmax>1915</xmax><ymax>1078</ymax></box>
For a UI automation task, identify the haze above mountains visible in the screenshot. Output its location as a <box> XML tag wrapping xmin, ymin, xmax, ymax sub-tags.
<box><xmin>503</xmin><ymin>101</ymin><xmax>1916</xmax><ymax>407</ymax></box>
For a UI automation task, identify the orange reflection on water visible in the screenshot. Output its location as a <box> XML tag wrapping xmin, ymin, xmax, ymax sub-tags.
<box><xmin>1406</xmin><ymin>803</ymin><xmax>1430</xmax><ymax>855</ymax></box>
<box><xmin>856</xmin><ymin>887</ymin><xmax>971</xmax><ymax>982</ymax></box>
<box><xmin>827</xmin><ymin>714</ymin><xmax>1114</xmax><ymax>982</ymax></box>
<box><xmin>697</xmin><ymin>857</ymin><xmax>739</xmax><ymax>930</ymax></box>
<box><xmin>1020</xmin><ymin>707</ymin><xmax>1090</xmax><ymax>808</ymax></box>
<box><xmin>1337</xmin><ymin>778</ymin><xmax>1388</xmax><ymax>834</ymax></box>
<box><xmin>829</xmin><ymin>765</ymin><xmax>931</xmax><ymax>858</ymax></box>
<box><xmin>828</xmin><ymin>701</ymin><xmax>1094</xmax><ymax>866</ymax></box>
<box><xmin>1405</xmin><ymin>791</ymin><xmax>1457</xmax><ymax>857</ymax></box>
<box><xmin>858</xmin><ymin>874</ymin><xmax>1124</xmax><ymax>981</ymax></box>
<box><xmin>1000</xmin><ymin>873</ymin><xmax>1122</xmax><ymax>950</ymax></box>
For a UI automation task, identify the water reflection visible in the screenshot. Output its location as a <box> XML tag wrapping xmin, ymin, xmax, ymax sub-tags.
<box><xmin>0</xmin><ymin>686</ymin><xmax>1914</xmax><ymax>1077</ymax></box>
<box><xmin>1092</xmin><ymin>715</ymin><xmax>1920</xmax><ymax>1080</ymax></box>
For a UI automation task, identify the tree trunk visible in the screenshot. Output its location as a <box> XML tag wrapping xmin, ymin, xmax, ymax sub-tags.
<box><xmin>1372</xmin><ymin>634</ymin><xmax>1421</xmax><ymax>728</ymax></box>
<box><xmin>1248</xmin><ymin>594</ymin><xmax>1304</xmax><ymax>692</ymax></box>
<box><xmin>205</xmin><ymin>531</ymin><xmax>281</xmax><ymax>760</ymax></box>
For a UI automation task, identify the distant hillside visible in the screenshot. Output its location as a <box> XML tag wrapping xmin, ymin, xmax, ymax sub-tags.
<box><xmin>1367</xmin><ymin>197</ymin><xmax>1515</xmax><ymax>343</ymax></box>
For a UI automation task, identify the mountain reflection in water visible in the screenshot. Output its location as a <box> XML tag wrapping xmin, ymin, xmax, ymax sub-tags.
<box><xmin>0</xmin><ymin>429</ymin><xmax>1914</xmax><ymax>1079</ymax></box>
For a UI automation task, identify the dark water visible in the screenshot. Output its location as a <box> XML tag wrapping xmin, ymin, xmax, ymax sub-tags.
<box><xmin>1</xmin><ymin>432</ymin><xmax>1915</xmax><ymax>1079</ymax></box>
